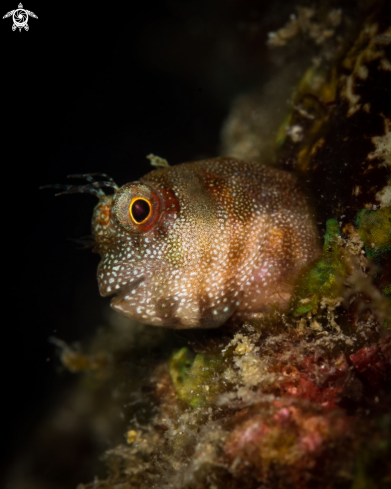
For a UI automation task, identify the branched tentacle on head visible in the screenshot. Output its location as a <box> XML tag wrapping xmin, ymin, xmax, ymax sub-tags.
<box><xmin>40</xmin><ymin>173</ymin><xmax>119</xmax><ymax>201</ymax></box>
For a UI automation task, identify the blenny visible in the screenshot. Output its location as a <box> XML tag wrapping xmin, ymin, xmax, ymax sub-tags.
<box><xmin>47</xmin><ymin>157</ymin><xmax>320</xmax><ymax>328</ymax></box>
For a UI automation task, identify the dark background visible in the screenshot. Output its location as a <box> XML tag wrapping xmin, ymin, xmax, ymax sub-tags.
<box><xmin>1</xmin><ymin>0</ymin><xmax>297</xmax><ymax>485</ymax></box>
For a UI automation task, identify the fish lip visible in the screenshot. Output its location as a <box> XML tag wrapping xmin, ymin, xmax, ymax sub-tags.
<box><xmin>109</xmin><ymin>276</ymin><xmax>145</xmax><ymax>303</ymax></box>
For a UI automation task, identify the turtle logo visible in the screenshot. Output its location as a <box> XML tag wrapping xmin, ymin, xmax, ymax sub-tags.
<box><xmin>3</xmin><ymin>3</ymin><xmax>38</xmax><ymax>31</ymax></box>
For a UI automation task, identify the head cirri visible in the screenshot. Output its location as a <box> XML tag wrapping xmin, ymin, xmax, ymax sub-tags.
<box><xmin>43</xmin><ymin>157</ymin><xmax>320</xmax><ymax>329</ymax></box>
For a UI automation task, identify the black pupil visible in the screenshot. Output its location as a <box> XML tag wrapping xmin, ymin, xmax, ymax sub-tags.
<box><xmin>132</xmin><ymin>199</ymin><xmax>150</xmax><ymax>223</ymax></box>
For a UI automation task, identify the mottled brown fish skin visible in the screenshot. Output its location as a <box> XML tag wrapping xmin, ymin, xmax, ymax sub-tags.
<box><xmin>92</xmin><ymin>158</ymin><xmax>320</xmax><ymax>328</ymax></box>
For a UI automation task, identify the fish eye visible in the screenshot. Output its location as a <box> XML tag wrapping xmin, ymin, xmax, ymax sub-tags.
<box><xmin>129</xmin><ymin>197</ymin><xmax>152</xmax><ymax>224</ymax></box>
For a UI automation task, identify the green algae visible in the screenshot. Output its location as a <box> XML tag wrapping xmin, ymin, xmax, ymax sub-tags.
<box><xmin>169</xmin><ymin>347</ymin><xmax>224</xmax><ymax>407</ymax></box>
<box><xmin>293</xmin><ymin>219</ymin><xmax>347</xmax><ymax>316</ymax></box>
<box><xmin>356</xmin><ymin>207</ymin><xmax>391</xmax><ymax>258</ymax></box>
<box><xmin>356</xmin><ymin>207</ymin><xmax>391</xmax><ymax>304</ymax></box>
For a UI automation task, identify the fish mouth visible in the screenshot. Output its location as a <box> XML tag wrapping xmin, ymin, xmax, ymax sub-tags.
<box><xmin>110</xmin><ymin>276</ymin><xmax>145</xmax><ymax>305</ymax></box>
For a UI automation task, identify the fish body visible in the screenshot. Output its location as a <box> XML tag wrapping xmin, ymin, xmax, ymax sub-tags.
<box><xmin>92</xmin><ymin>157</ymin><xmax>320</xmax><ymax>328</ymax></box>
